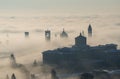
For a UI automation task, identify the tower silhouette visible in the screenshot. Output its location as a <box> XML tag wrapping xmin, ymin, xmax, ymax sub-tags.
<box><xmin>10</xmin><ymin>54</ymin><xmax>17</xmax><ymax>67</ymax></box>
<box><xmin>24</xmin><ymin>32</ymin><xmax>29</xmax><ymax>37</ymax></box>
<box><xmin>11</xmin><ymin>73</ymin><xmax>16</xmax><ymax>79</ymax></box>
<box><xmin>45</xmin><ymin>30</ymin><xmax>51</xmax><ymax>41</ymax></box>
<box><xmin>88</xmin><ymin>24</ymin><xmax>92</xmax><ymax>37</ymax></box>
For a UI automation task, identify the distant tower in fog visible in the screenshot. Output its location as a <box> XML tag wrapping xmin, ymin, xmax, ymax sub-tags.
<box><xmin>25</xmin><ymin>32</ymin><xmax>29</xmax><ymax>37</ymax></box>
<box><xmin>11</xmin><ymin>73</ymin><xmax>16</xmax><ymax>79</ymax></box>
<box><xmin>88</xmin><ymin>24</ymin><xmax>92</xmax><ymax>37</ymax></box>
<box><xmin>60</xmin><ymin>28</ymin><xmax>68</xmax><ymax>38</ymax></box>
<box><xmin>45</xmin><ymin>30</ymin><xmax>51</xmax><ymax>41</ymax></box>
<box><xmin>10</xmin><ymin>54</ymin><xmax>17</xmax><ymax>67</ymax></box>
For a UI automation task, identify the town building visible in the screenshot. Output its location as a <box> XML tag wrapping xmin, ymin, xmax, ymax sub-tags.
<box><xmin>42</xmin><ymin>32</ymin><xmax>120</xmax><ymax>69</ymax></box>
<box><xmin>60</xmin><ymin>28</ymin><xmax>68</xmax><ymax>38</ymax></box>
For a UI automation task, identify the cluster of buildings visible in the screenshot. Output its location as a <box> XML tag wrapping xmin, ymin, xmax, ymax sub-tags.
<box><xmin>24</xmin><ymin>28</ymin><xmax>69</xmax><ymax>40</ymax></box>
<box><xmin>45</xmin><ymin>28</ymin><xmax>69</xmax><ymax>41</ymax></box>
<box><xmin>45</xmin><ymin>24</ymin><xmax>92</xmax><ymax>40</ymax></box>
<box><xmin>42</xmin><ymin>25</ymin><xmax>120</xmax><ymax>70</ymax></box>
<box><xmin>6</xmin><ymin>24</ymin><xmax>120</xmax><ymax>79</ymax></box>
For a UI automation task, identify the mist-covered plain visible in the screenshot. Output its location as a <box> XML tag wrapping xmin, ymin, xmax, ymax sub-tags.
<box><xmin>0</xmin><ymin>14</ymin><xmax>120</xmax><ymax>79</ymax></box>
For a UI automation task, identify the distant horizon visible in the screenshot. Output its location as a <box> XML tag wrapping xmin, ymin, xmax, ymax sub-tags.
<box><xmin>0</xmin><ymin>0</ymin><xmax>120</xmax><ymax>16</ymax></box>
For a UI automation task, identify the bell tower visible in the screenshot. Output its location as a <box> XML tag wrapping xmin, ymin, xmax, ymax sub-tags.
<box><xmin>88</xmin><ymin>24</ymin><xmax>92</xmax><ymax>37</ymax></box>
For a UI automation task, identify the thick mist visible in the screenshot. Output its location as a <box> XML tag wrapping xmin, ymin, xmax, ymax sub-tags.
<box><xmin>0</xmin><ymin>14</ymin><xmax>120</xmax><ymax>79</ymax></box>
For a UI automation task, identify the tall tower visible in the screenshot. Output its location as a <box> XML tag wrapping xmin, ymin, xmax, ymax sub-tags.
<box><xmin>45</xmin><ymin>30</ymin><xmax>51</xmax><ymax>41</ymax></box>
<box><xmin>10</xmin><ymin>54</ymin><xmax>17</xmax><ymax>67</ymax></box>
<box><xmin>88</xmin><ymin>24</ymin><xmax>92</xmax><ymax>37</ymax></box>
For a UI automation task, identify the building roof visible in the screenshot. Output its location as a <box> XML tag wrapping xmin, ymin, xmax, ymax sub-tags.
<box><xmin>75</xmin><ymin>33</ymin><xmax>86</xmax><ymax>39</ymax></box>
<box><xmin>60</xmin><ymin>29</ymin><xmax>68</xmax><ymax>37</ymax></box>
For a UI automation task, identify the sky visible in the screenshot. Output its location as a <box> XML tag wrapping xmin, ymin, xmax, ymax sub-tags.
<box><xmin>0</xmin><ymin>0</ymin><xmax>120</xmax><ymax>16</ymax></box>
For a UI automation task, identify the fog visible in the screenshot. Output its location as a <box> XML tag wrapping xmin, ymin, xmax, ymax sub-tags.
<box><xmin>0</xmin><ymin>14</ymin><xmax>120</xmax><ymax>79</ymax></box>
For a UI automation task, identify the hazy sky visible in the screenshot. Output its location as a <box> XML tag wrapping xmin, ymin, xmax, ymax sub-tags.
<box><xmin>0</xmin><ymin>0</ymin><xmax>120</xmax><ymax>16</ymax></box>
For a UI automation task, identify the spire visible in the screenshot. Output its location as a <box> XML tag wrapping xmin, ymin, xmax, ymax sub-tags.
<box><xmin>88</xmin><ymin>24</ymin><xmax>92</xmax><ymax>37</ymax></box>
<box><xmin>88</xmin><ymin>24</ymin><xmax>92</xmax><ymax>30</ymax></box>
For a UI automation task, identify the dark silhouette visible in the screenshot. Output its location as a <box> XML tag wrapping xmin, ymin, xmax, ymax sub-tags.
<box><xmin>31</xmin><ymin>74</ymin><xmax>36</xmax><ymax>79</ymax></box>
<box><xmin>42</xmin><ymin>32</ymin><xmax>120</xmax><ymax>72</ymax></box>
<box><xmin>51</xmin><ymin>69</ymin><xmax>59</xmax><ymax>79</ymax></box>
<box><xmin>60</xmin><ymin>28</ymin><xmax>68</xmax><ymax>38</ymax></box>
<box><xmin>33</xmin><ymin>60</ymin><xmax>37</xmax><ymax>66</ymax></box>
<box><xmin>10</xmin><ymin>54</ymin><xmax>17</xmax><ymax>67</ymax></box>
<box><xmin>45</xmin><ymin>30</ymin><xmax>51</xmax><ymax>40</ymax></box>
<box><xmin>75</xmin><ymin>33</ymin><xmax>87</xmax><ymax>48</ymax></box>
<box><xmin>88</xmin><ymin>24</ymin><xmax>92</xmax><ymax>37</ymax></box>
<box><xmin>24</xmin><ymin>32</ymin><xmax>29</xmax><ymax>37</ymax></box>
<box><xmin>11</xmin><ymin>73</ymin><xmax>16</xmax><ymax>79</ymax></box>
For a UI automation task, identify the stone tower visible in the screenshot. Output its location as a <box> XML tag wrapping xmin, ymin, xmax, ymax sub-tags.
<box><xmin>88</xmin><ymin>24</ymin><xmax>92</xmax><ymax>37</ymax></box>
<box><xmin>45</xmin><ymin>30</ymin><xmax>51</xmax><ymax>40</ymax></box>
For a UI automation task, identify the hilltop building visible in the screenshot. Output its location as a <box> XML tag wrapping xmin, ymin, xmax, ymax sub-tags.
<box><xmin>42</xmin><ymin>32</ymin><xmax>120</xmax><ymax>69</ymax></box>
<box><xmin>88</xmin><ymin>24</ymin><xmax>92</xmax><ymax>37</ymax></box>
<box><xmin>75</xmin><ymin>33</ymin><xmax>87</xmax><ymax>48</ymax></box>
<box><xmin>60</xmin><ymin>28</ymin><xmax>68</xmax><ymax>38</ymax></box>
